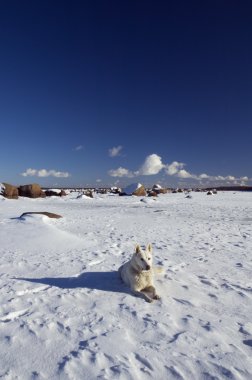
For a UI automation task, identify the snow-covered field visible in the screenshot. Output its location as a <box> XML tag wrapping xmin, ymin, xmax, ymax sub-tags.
<box><xmin>0</xmin><ymin>191</ymin><xmax>251</xmax><ymax>380</ymax></box>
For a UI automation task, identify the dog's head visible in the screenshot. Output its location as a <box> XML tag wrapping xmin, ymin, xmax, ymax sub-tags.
<box><xmin>133</xmin><ymin>243</ymin><xmax>153</xmax><ymax>271</ymax></box>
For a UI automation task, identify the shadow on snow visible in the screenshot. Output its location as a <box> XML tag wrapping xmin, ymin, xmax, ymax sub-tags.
<box><xmin>16</xmin><ymin>271</ymin><xmax>131</xmax><ymax>295</ymax></box>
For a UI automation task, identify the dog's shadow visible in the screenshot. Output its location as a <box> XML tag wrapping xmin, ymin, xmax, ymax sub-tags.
<box><xmin>16</xmin><ymin>271</ymin><xmax>131</xmax><ymax>295</ymax></box>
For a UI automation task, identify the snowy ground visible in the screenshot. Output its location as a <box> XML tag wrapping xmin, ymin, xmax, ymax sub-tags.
<box><xmin>0</xmin><ymin>191</ymin><xmax>252</xmax><ymax>380</ymax></box>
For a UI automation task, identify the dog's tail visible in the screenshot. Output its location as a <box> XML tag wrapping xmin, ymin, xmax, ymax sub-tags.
<box><xmin>153</xmin><ymin>266</ymin><xmax>165</xmax><ymax>275</ymax></box>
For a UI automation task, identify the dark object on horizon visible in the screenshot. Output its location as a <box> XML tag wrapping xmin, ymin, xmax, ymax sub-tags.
<box><xmin>45</xmin><ymin>189</ymin><xmax>66</xmax><ymax>197</ymax></box>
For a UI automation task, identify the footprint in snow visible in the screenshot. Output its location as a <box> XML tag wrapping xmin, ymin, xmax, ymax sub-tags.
<box><xmin>0</xmin><ymin>308</ymin><xmax>29</xmax><ymax>322</ymax></box>
<box><xmin>208</xmin><ymin>293</ymin><xmax>218</xmax><ymax>299</ymax></box>
<box><xmin>168</xmin><ymin>331</ymin><xmax>186</xmax><ymax>344</ymax></box>
<box><xmin>134</xmin><ymin>353</ymin><xmax>154</xmax><ymax>371</ymax></box>
<box><xmin>173</xmin><ymin>298</ymin><xmax>194</xmax><ymax>307</ymax></box>
<box><xmin>235</xmin><ymin>262</ymin><xmax>243</xmax><ymax>268</ymax></box>
<box><xmin>243</xmin><ymin>340</ymin><xmax>252</xmax><ymax>348</ymax></box>
<box><xmin>165</xmin><ymin>365</ymin><xmax>184</xmax><ymax>380</ymax></box>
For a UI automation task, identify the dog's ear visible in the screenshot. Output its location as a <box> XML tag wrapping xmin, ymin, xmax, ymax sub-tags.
<box><xmin>135</xmin><ymin>244</ymin><xmax>141</xmax><ymax>254</ymax></box>
<box><xmin>146</xmin><ymin>243</ymin><xmax>152</xmax><ymax>253</ymax></box>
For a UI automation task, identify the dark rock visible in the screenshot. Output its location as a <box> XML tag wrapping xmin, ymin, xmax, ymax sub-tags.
<box><xmin>122</xmin><ymin>183</ymin><xmax>147</xmax><ymax>196</ymax></box>
<box><xmin>148</xmin><ymin>191</ymin><xmax>158</xmax><ymax>197</ymax></box>
<box><xmin>20</xmin><ymin>212</ymin><xmax>62</xmax><ymax>219</ymax></box>
<box><xmin>2</xmin><ymin>183</ymin><xmax>19</xmax><ymax>199</ymax></box>
<box><xmin>19</xmin><ymin>184</ymin><xmax>45</xmax><ymax>198</ymax></box>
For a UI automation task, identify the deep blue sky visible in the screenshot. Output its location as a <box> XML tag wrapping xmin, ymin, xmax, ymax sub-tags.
<box><xmin>0</xmin><ymin>1</ymin><xmax>251</xmax><ymax>188</ymax></box>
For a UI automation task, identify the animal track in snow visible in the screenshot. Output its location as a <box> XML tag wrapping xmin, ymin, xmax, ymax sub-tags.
<box><xmin>221</xmin><ymin>280</ymin><xmax>252</xmax><ymax>299</ymax></box>
<box><xmin>168</xmin><ymin>331</ymin><xmax>186</xmax><ymax>344</ymax></box>
<box><xmin>165</xmin><ymin>365</ymin><xmax>185</xmax><ymax>380</ymax></box>
<box><xmin>198</xmin><ymin>276</ymin><xmax>218</xmax><ymax>289</ymax></box>
<box><xmin>16</xmin><ymin>285</ymin><xmax>50</xmax><ymax>296</ymax></box>
<box><xmin>173</xmin><ymin>298</ymin><xmax>194</xmax><ymax>307</ymax></box>
<box><xmin>0</xmin><ymin>308</ymin><xmax>29</xmax><ymax>322</ymax></box>
<box><xmin>134</xmin><ymin>353</ymin><xmax>154</xmax><ymax>371</ymax></box>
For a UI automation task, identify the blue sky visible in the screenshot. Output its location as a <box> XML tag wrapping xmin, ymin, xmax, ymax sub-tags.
<box><xmin>0</xmin><ymin>1</ymin><xmax>251</xmax><ymax>188</ymax></box>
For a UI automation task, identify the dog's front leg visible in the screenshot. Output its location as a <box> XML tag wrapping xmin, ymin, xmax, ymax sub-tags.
<box><xmin>131</xmin><ymin>288</ymin><xmax>153</xmax><ymax>303</ymax></box>
<box><xmin>143</xmin><ymin>285</ymin><xmax>161</xmax><ymax>300</ymax></box>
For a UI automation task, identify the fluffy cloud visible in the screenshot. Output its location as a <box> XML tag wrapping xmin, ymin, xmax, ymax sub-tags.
<box><xmin>177</xmin><ymin>169</ymin><xmax>193</xmax><ymax>179</ymax></box>
<box><xmin>226</xmin><ymin>175</ymin><xmax>235</xmax><ymax>181</ymax></box>
<box><xmin>21</xmin><ymin>168</ymin><xmax>70</xmax><ymax>178</ymax></box>
<box><xmin>199</xmin><ymin>173</ymin><xmax>210</xmax><ymax>179</ymax></box>
<box><xmin>108</xmin><ymin>153</ymin><xmax>249</xmax><ymax>184</ymax></box>
<box><xmin>21</xmin><ymin>168</ymin><xmax>37</xmax><ymax>177</ymax></box>
<box><xmin>139</xmin><ymin>154</ymin><xmax>164</xmax><ymax>175</ymax></box>
<box><xmin>165</xmin><ymin>161</ymin><xmax>185</xmax><ymax>175</ymax></box>
<box><xmin>109</xmin><ymin>145</ymin><xmax>123</xmax><ymax>157</ymax></box>
<box><xmin>108</xmin><ymin>167</ymin><xmax>134</xmax><ymax>178</ymax></box>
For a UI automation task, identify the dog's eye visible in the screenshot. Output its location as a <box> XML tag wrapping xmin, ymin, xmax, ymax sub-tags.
<box><xmin>148</xmin><ymin>258</ymin><xmax>151</xmax><ymax>260</ymax></box>
<box><xmin>141</xmin><ymin>258</ymin><xmax>144</xmax><ymax>261</ymax></box>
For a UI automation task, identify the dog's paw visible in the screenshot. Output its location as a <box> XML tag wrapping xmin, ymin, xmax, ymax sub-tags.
<box><xmin>153</xmin><ymin>294</ymin><xmax>161</xmax><ymax>300</ymax></box>
<box><xmin>145</xmin><ymin>297</ymin><xmax>154</xmax><ymax>303</ymax></box>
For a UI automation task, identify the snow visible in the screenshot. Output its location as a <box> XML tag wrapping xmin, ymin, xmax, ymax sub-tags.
<box><xmin>0</xmin><ymin>192</ymin><xmax>252</xmax><ymax>379</ymax></box>
<box><xmin>48</xmin><ymin>188</ymin><xmax>62</xmax><ymax>194</ymax></box>
<box><xmin>0</xmin><ymin>182</ymin><xmax>5</xmax><ymax>194</ymax></box>
<box><xmin>76</xmin><ymin>194</ymin><xmax>93</xmax><ymax>200</ymax></box>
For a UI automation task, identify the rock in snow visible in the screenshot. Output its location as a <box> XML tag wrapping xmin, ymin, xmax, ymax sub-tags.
<box><xmin>19</xmin><ymin>183</ymin><xmax>46</xmax><ymax>198</ymax></box>
<box><xmin>122</xmin><ymin>183</ymin><xmax>147</xmax><ymax>196</ymax></box>
<box><xmin>1</xmin><ymin>182</ymin><xmax>19</xmax><ymax>199</ymax></box>
<box><xmin>20</xmin><ymin>211</ymin><xmax>63</xmax><ymax>219</ymax></box>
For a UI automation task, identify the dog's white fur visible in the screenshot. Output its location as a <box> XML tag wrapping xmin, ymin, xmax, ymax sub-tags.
<box><xmin>119</xmin><ymin>243</ymin><xmax>161</xmax><ymax>303</ymax></box>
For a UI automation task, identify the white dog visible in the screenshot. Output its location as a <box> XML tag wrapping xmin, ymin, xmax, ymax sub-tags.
<box><xmin>119</xmin><ymin>243</ymin><xmax>161</xmax><ymax>303</ymax></box>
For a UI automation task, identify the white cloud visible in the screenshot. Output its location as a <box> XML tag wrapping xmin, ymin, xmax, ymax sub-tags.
<box><xmin>177</xmin><ymin>169</ymin><xmax>193</xmax><ymax>179</ymax></box>
<box><xmin>107</xmin><ymin>152</ymin><xmax>249</xmax><ymax>185</ymax></box>
<box><xmin>96</xmin><ymin>179</ymin><xmax>102</xmax><ymax>183</ymax></box>
<box><xmin>21</xmin><ymin>168</ymin><xmax>37</xmax><ymax>177</ymax></box>
<box><xmin>21</xmin><ymin>168</ymin><xmax>70</xmax><ymax>178</ymax></box>
<box><xmin>165</xmin><ymin>161</ymin><xmax>185</xmax><ymax>175</ymax></box>
<box><xmin>109</xmin><ymin>145</ymin><xmax>123</xmax><ymax>157</ymax></box>
<box><xmin>226</xmin><ymin>175</ymin><xmax>235</xmax><ymax>181</ymax></box>
<box><xmin>108</xmin><ymin>167</ymin><xmax>134</xmax><ymax>178</ymax></box>
<box><xmin>37</xmin><ymin>169</ymin><xmax>49</xmax><ymax>177</ymax></box>
<box><xmin>139</xmin><ymin>154</ymin><xmax>164</xmax><ymax>175</ymax></box>
<box><xmin>199</xmin><ymin>173</ymin><xmax>210</xmax><ymax>179</ymax></box>
<box><xmin>74</xmin><ymin>145</ymin><xmax>83</xmax><ymax>151</ymax></box>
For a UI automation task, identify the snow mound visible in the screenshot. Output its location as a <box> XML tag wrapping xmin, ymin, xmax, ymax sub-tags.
<box><xmin>19</xmin><ymin>213</ymin><xmax>51</xmax><ymax>223</ymax></box>
<box><xmin>140</xmin><ymin>197</ymin><xmax>157</xmax><ymax>204</ymax></box>
<box><xmin>76</xmin><ymin>194</ymin><xmax>93</xmax><ymax>200</ymax></box>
